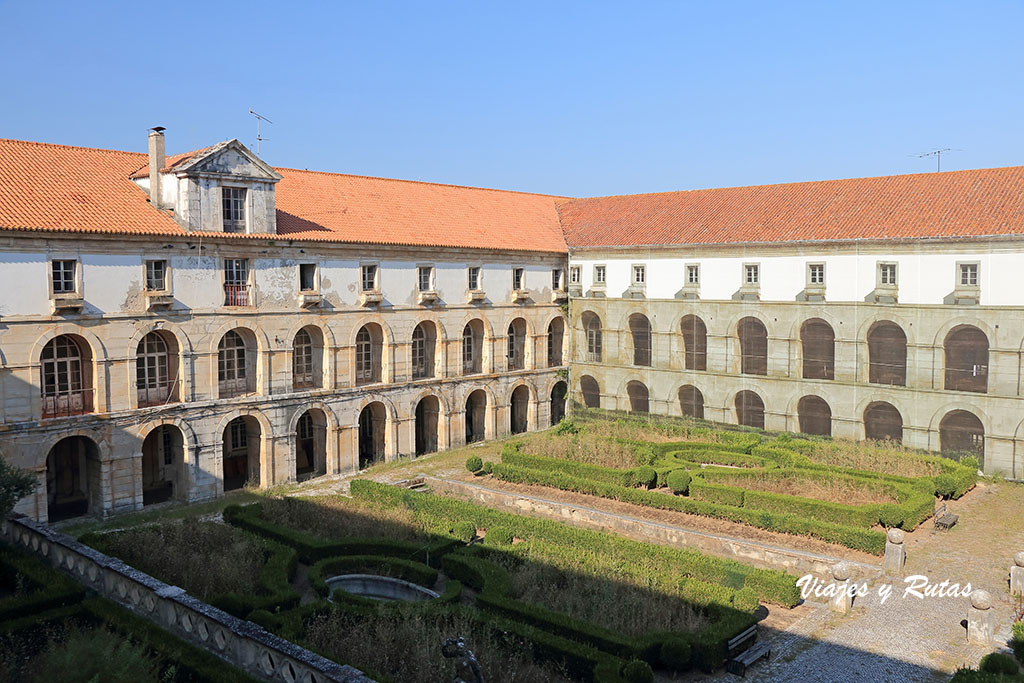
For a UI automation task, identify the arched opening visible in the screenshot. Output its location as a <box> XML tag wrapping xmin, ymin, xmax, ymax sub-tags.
<box><xmin>864</xmin><ymin>402</ymin><xmax>903</xmax><ymax>443</ymax></box>
<box><xmin>136</xmin><ymin>331</ymin><xmax>180</xmax><ymax>407</ymax></box>
<box><xmin>223</xmin><ymin>416</ymin><xmax>261</xmax><ymax>491</ymax></box>
<box><xmin>510</xmin><ymin>385</ymin><xmax>530</xmax><ymax>434</ymax></box>
<box><xmin>738</xmin><ymin>318</ymin><xmax>768</xmax><ymax>376</ymax></box>
<box><xmin>506</xmin><ymin>318</ymin><xmax>527</xmax><ymax>371</ymax></box>
<box><xmin>797</xmin><ymin>396</ymin><xmax>832</xmax><ymax>436</ymax></box>
<box><xmin>629</xmin><ymin>314</ymin><xmax>652</xmax><ymax>367</ymax></box>
<box><xmin>355</xmin><ymin>324</ymin><xmax>384</xmax><ymax>385</ymax></box>
<box><xmin>735</xmin><ymin>390</ymin><xmax>765</xmax><ymax>429</ymax></box>
<box><xmin>41</xmin><ymin>335</ymin><xmax>93</xmax><ymax>418</ymax></box>
<box><xmin>218</xmin><ymin>329</ymin><xmax>256</xmax><ymax>398</ymax></box>
<box><xmin>580</xmin><ymin>375</ymin><xmax>601</xmax><ymax>409</ymax></box>
<box><xmin>293</xmin><ymin>326</ymin><xmax>324</xmax><ymax>390</ymax></box>
<box><xmin>358</xmin><ymin>402</ymin><xmax>387</xmax><ymax>468</ymax></box>
<box><xmin>462</xmin><ymin>320</ymin><xmax>484</xmax><ymax>375</ymax></box>
<box><xmin>939</xmin><ymin>410</ymin><xmax>985</xmax><ymax>463</ymax></box>
<box><xmin>296</xmin><ymin>409</ymin><xmax>327</xmax><ymax>480</ymax></box>
<box><xmin>46</xmin><ymin>436</ymin><xmax>100</xmax><ymax>521</ymax></box>
<box><xmin>550</xmin><ymin>381</ymin><xmax>567</xmax><ymax>425</ymax></box>
<box><xmin>867</xmin><ymin>322</ymin><xmax>907</xmax><ymax>386</ymax></box>
<box><xmin>141</xmin><ymin>425</ymin><xmax>185</xmax><ymax>505</ymax></box>
<box><xmin>547</xmin><ymin>318</ymin><xmax>565</xmax><ymax>367</ymax></box>
<box><xmin>415</xmin><ymin>396</ymin><xmax>440</xmax><ymax>455</ymax></box>
<box><xmin>801</xmin><ymin>319</ymin><xmax>835</xmax><ymax>380</ymax></box>
<box><xmin>678</xmin><ymin>385</ymin><xmax>704</xmax><ymax>419</ymax></box>
<box><xmin>465</xmin><ymin>390</ymin><xmax>487</xmax><ymax>443</ymax></box>
<box><xmin>582</xmin><ymin>311</ymin><xmax>603</xmax><ymax>362</ymax></box>
<box><xmin>626</xmin><ymin>381</ymin><xmax>649</xmax><ymax>413</ymax></box>
<box><xmin>944</xmin><ymin>326</ymin><xmax>989</xmax><ymax>393</ymax></box>
<box><xmin>680</xmin><ymin>315</ymin><xmax>707</xmax><ymax>371</ymax></box>
<box><xmin>411</xmin><ymin>321</ymin><xmax>437</xmax><ymax>380</ymax></box>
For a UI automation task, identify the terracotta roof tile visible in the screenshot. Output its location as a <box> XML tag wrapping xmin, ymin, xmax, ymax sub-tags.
<box><xmin>557</xmin><ymin>168</ymin><xmax>1024</xmax><ymax>248</ymax></box>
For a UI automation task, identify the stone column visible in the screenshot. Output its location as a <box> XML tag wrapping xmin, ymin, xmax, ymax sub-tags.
<box><xmin>830</xmin><ymin>562</ymin><xmax>853</xmax><ymax>614</ymax></box>
<box><xmin>966</xmin><ymin>590</ymin><xmax>994</xmax><ymax>645</ymax></box>
<box><xmin>1011</xmin><ymin>552</ymin><xmax>1024</xmax><ymax>596</ymax></box>
<box><xmin>884</xmin><ymin>528</ymin><xmax>906</xmax><ymax>575</ymax></box>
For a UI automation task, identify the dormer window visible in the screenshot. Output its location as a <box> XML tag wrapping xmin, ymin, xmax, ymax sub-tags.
<box><xmin>222</xmin><ymin>187</ymin><xmax>247</xmax><ymax>233</ymax></box>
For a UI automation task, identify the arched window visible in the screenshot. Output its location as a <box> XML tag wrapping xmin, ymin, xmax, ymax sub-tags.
<box><xmin>462</xmin><ymin>320</ymin><xmax>483</xmax><ymax>375</ymax></box>
<box><xmin>583</xmin><ymin>312</ymin><xmax>602</xmax><ymax>362</ymax></box>
<box><xmin>678</xmin><ymin>385</ymin><xmax>704</xmax><ymax>419</ymax></box>
<box><xmin>411</xmin><ymin>322</ymin><xmax>436</xmax><ymax>380</ymax></box>
<box><xmin>867</xmin><ymin>322</ymin><xmax>907</xmax><ymax>386</ymax></box>
<box><xmin>738</xmin><ymin>318</ymin><xmax>768</xmax><ymax>376</ymax></box>
<box><xmin>627</xmin><ymin>381</ymin><xmax>649</xmax><ymax>413</ymax></box>
<box><xmin>864</xmin><ymin>402</ymin><xmax>903</xmax><ymax>443</ymax></box>
<box><xmin>797</xmin><ymin>395</ymin><xmax>831</xmax><ymax>436</ymax></box>
<box><xmin>680</xmin><ymin>315</ymin><xmax>707</xmax><ymax>371</ymax></box>
<box><xmin>939</xmin><ymin>410</ymin><xmax>985</xmax><ymax>463</ymax></box>
<box><xmin>41</xmin><ymin>335</ymin><xmax>92</xmax><ymax>417</ymax></box>
<box><xmin>629</xmin><ymin>314</ymin><xmax>652</xmax><ymax>367</ymax></box>
<box><xmin>547</xmin><ymin>318</ymin><xmax>565</xmax><ymax>367</ymax></box>
<box><xmin>507</xmin><ymin>319</ymin><xmax>526</xmax><ymax>371</ymax></box>
<box><xmin>801</xmin><ymin>319</ymin><xmax>835</xmax><ymax>380</ymax></box>
<box><xmin>292</xmin><ymin>328</ymin><xmax>318</xmax><ymax>390</ymax></box>
<box><xmin>944</xmin><ymin>326</ymin><xmax>988</xmax><ymax>393</ymax></box>
<box><xmin>137</xmin><ymin>331</ymin><xmax>179</xmax><ymax>406</ymax></box>
<box><xmin>580</xmin><ymin>375</ymin><xmax>601</xmax><ymax>409</ymax></box>
<box><xmin>735</xmin><ymin>390</ymin><xmax>765</xmax><ymax>429</ymax></box>
<box><xmin>218</xmin><ymin>330</ymin><xmax>253</xmax><ymax>398</ymax></box>
<box><xmin>355</xmin><ymin>324</ymin><xmax>383</xmax><ymax>385</ymax></box>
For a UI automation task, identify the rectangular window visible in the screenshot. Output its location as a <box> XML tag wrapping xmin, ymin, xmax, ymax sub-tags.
<box><xmin>52</xmin><ymin>259</ymin><xmax>77</xmax><ymax>294</ymax></box>
<box><xmin>686</xmin><ymin>264</ymin><xmax>699</xmax><ymax>285</ymax></box>
<box><xmin>468</xmin><ymin>266</ymin><xmax>480</xmax><ymax>290</ymax></box>
<box><xmin>632</xmin><ymin>265</ymin><xmax>645</xmax><ymax>285</ymax></box>
<box><xmin>879</xmin><ymin>262</ymin><xmax>897</xmax><ymax>286</ymax></box>
<box><xmin>361</xmin><ymin>264</ymin><xmax>378</xmax><ymax>292</ymax></box>
<box><xmin>552</xmin><ymin>269</ymin><xmax>563</xmax><ymax>290</ymax></box>
<box><xmin>594</xmin><ymin>265</ymin><xmax>606</xmax><ymax>284</ymax></box>
<box><xmin>229</xmin><ymin>420</ymin><xmax>247</xmax><ymax>451</ymax></box>
<box><xmin>418</xmin><ymin>265</ymin><xmax>433</xmax><ymax>292</ymax></box>
<box><xmin>569</xmin><ymin>266</ymin><xmax>581</xmax><ymax>284</ymax></box>
<box><xmin>513</xmin><ymin>267</ymin><xmax>525</xmax><ymax>290</ymax></box>
<box><xmin>959</xmin><ymin>263</ymin><xmax>979</xmax><ymax>287</ymax></box>
<box><xmin>808</xmin><ymin>263</ymin><xmax>825</xmax><ymax>286</ymax></box>
<box><xmin>299</xmin><ymin>263</ymin><xmax>317</xmax><ymax>292</ymax></box>
<box><xmin>745</xmin><ymin>264</ymin><xmax>760</xmax><ymax>285</ymax></box>
<box><xmin>145</xmin><ymin>260</ymin><xmax>167</xmax><ymax>291</ymax></box>
<box><xmin>222</xmin><ymin>187</ymin><xmax>247</xmax><ymax>233</ymax></box>
<box><xmin>224</xmin><ymin>258</ymin><xmax>250</xmax><ymax>306</ymax></box>
<box><xmin>162</xmin><ymin>426</ymin><xmax>173</xmax><ymax>465</ymax></box>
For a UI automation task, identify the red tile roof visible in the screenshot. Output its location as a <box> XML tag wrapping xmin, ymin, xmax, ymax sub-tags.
<box><xmin>557</xmin><ymin>167</ymin><xmax>1024</xmax><ymax>248</ymax></box>
<box><xmin>0</xmin><ymin>138</ymin><xmax>569</xmax><ymax>253</ymax></box>
<box><xmin>128</xmin><ymin>147</ymin><xmax>210</xmax><ymax>179</ymax></box>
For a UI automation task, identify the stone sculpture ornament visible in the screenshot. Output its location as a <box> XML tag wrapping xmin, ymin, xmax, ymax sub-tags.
<box><xmin>442</xmin><ymin>636</ymin><xmax>484</xmax><ymax>683</ymax></box>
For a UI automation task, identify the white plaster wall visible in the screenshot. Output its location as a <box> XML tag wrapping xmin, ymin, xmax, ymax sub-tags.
<box><xmin>573</xmin><ymin>249</ymin><xmax>1024</xmax><ymax>305</ymax></box>
<box><xmin>81</xmin><ymin>255</ymin><xmax>142</xmax><ymax>312</ymax></box>
<box><xmin>0</xmin><ymin>254</ymin><xmax>49</xmax><ymax>316</ymax></box>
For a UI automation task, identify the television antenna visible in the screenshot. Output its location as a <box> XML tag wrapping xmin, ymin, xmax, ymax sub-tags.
<box><xmin>912</xmin><ymin>148</ymin><xmax>962</xmax><ymax>172</ymax></box>
<box><xmin>248</xmin><ymin>108</ymin><xmax>273</xmax><ymax>156</ymax></box>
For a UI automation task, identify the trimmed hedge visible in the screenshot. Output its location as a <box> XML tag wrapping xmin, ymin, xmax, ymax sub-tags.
<box><xmin>503</xmin><ymin>451</ymin><xmax>639</xmax><ymax>487</ymax></box>
<box><xmin>0</xmin><ymin>543</ymin><xmax>88</xmax><ymax>622</ymax></box>
<box><xmin>208</xmin><ymin>538</ymin><xmax>300</xmax><ymax>618</ymax></box>
<box><xmin>466</xmin><ymin>455</ymin><xmax>483</xmax><ymax>473</ymax></box>
<box><xmin>688</xmin><ymin>478</ymin><xmax>745</xmax><ymax>507</ymax></box>
<box><xmin>666</xmin><ymin>469</ymin><xmax>691</xmax><ymax>495</ymax></box>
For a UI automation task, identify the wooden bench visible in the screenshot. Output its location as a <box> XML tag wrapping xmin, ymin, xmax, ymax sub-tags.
<box><xmin>934</xmin><ymin>502</ymin><xmax>958</xmax><ymax>530</ymax></box>
<box><xmin>725</xmin><ymin>625</ymin><xmax>770</xmax><ymax>677</ymax></box>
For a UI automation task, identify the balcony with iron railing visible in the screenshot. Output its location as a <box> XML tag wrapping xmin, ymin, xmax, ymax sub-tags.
<box><xmin>42</xmin><ymin>388</ymin><xmax>94</xmax><ymax>419</ymax></box>
<box><xmin>224</xmin><ymin>284</ymin><xmax>251</xmax><ymax>306</ymax></box>
<box><xmin>137</xmin><ymin>380</ymin><xmax>181</xmax><ymax>408</ymax></box>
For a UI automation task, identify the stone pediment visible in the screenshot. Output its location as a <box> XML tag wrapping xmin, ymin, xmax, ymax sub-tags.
<box><xmin>172</xmin><ymin>139</ymin><xmax>281</xmax><ymax>182</ymax></box>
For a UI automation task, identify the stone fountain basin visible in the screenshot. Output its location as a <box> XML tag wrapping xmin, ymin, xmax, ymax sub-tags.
<box><xmin>325</xmin><ymin>574</ymin><xmax>440</xmax><ymax>602</ymax></box>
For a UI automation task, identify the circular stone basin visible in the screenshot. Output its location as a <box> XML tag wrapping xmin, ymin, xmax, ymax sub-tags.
<box><xmin>326</xmin><ymin>574</ymin><xmax>440</xmax><ymax>602</ymax></box>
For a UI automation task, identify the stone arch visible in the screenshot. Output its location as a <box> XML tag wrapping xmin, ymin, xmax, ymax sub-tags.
<box><xmin>679</xmin><ymin>314</ymin><xmax>708</xmax><ymax>371</ymax></box>
<box><xmin>409</xmin><ymin>387</ymin><xmax>451</xmax><ymax>455</ymax></box>
<box><xmin>354</xmin><ymin>322</ymin><xmax>386</xmax><ymax>385</ymax></box>
<box><xmin>215</xmin><ymin>407</ymin><xmax>273</xmax><ymax>492</ymax></box>
<box><xmin>464</xmin><ymin>387</ymin><xmax>491</xmax><ymax>444</ymax></box>
<box><xmin>291</xmin><ymin>324</ymin><xmax>329</xmax><ymax>391</ymax></box>
<box><xmin>737</xmin><ymin>317</ymin><xmax>768</xmax><ymax>376</ymax></box>
<box><xmin>29</xmin><ymin>325</ymin><xmax>109</xmax><ymax>365</ymax></box>
<box><xmin>579</xmin><ymin>374</ymin><xmax>601</xmax><ymax>409</ymax></box>
<box><xmin>546</xmin><ymin>315</ymin><xmax>567</xmax><ymax>367</ymax></box>
<box><xmin>505</xmin><ymin>317</ymin><xmax>529</xmax><ymax>371</ymax></box>
<box><xmin>411</xmin><ymin>320</ymin><xmax>440</xmax><ymax>380</ymax></box>
<box><xmin>215</xmin><ymin>327</ymin><xmax>259</xmax><ymax>398</ymax></box>
<box><xmin>414</xmin><ymin>395</ymin><xmax>442</xmax><ymax>455</ymax></box>
<box><xmin>797</xmin><ymin>395</ymin><xmax>832</xmax><ymax>436</ymax></box>
<box><xmin>866</xmin><ymin>320</ymin><xmax>907</xmax><ymax>386</ymax></box>
<box><xmin>357</xmin><ymin>402</ymin><xmax>388</xmax><ymax>468</ymax></box>
<box><xmin>461</xmin><ymin>318</ymin><xmax>486</xmax><ymax>375</ymax></box>
<box><xmin>134</xmin><ymin>328</ymin><xmax>183</xmax><ymax>407</ymax></box>
<box><xmin>549</xmin><ymin>380</ymin><xmax>567</xmax><ymax>425</ymax></box>
<box><xmin>678</xmin><ymin>384</ymin><xmax>704</xmax><ymax>419</ymax></box>
<box><xmin>939</xmin><ymin>410</ymin><xmax>985</xmax><ymax>464</ymax></box>
<box><xmin>140</xmin><ymin>423</ymin><xmax>187</xmax><ymax>504</ymax></box>
<box><xmin>734</xmin><ymin>390</ymin><xmax>765</xmax><ymax>429</ymax></box>
<box><xmin>800</xmin><ymin>318</ymin><xmax>835</xmax><ymax>380</ymax></box>
<box><xmin>39</xmin><ymin>333</ymin><xmax>95</xmax><ymax>418</ymax></box>
<box><xmin>509</xmin><ymin>384</ymin><xmax>531</xmax><ymax>434</ymax></box>
<box><xmin>45</xmin><ymin>435</ymin><xmax>102</xmax><ymax>521</ymax></box>
<box><xmin>580</xmin><ymin>310</ymin><xmax>603</xmax><ymax>363</ymax></box>
<box><xmin>863</xmin><ymin>401</ymin><xmax>903</xmax><ymax>443</ymax></box>
<box><xmin>626</xmin><ymin>380</ymin><xmax>649</xmax><ymax>413</ymax></box>
<box><xmin>627</xmin><ymin>313</ymin><xmax>653</xmax><ymax>367</ymax></box>
<box><xmin>943</xmin><ymin>325</ymin><xmax>989</xmax><ymax>393</ymax></box>
<box><xmin>294</xmin><ymin>408</ymin><xmax>329</xmax><ymax>479</ymax></box>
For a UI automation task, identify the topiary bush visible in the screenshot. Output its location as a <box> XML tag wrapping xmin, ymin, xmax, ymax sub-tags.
<box><xmin>484</xmin><ymin>526</ymin><xmax>514</xmax><ymax>546</ymax></box>
<box><xmin>659</xmin><ymin>638</ymin><xmax>692</xmax><ymax>671</ymax></box>
<box><xmin>979</xmin><ymin>652</ymin><xmax>1020</xmax><ymax>675</ymax></box>
<box><xmin>633</xmin><ymin>466</ymin><xmax>657</xmax><ymax>489</ymax></box>
<box><xmin>450</xmin><ymin>521</ymin><xmax>477</xmax><ymax>543</ymax></box>
<box><xmin>666</xmin><ymin>470</ymin><xmax>692</xmax><ymax>495</ymax></box>
<box><xmin>934</xmin><ymin>473</ymin><xmax>957</xmax><ymax>498</ymax></box>
<box><xmin>465</xmin><ymin>456</ymin><xmax>483</xmax><ymax>473</ymax></box>
<box><xmin>620</xmin><ymin>659</ymin><xmax>654</xmax><ymax>683</ymax></box>
<box><xmin>482</xmin><ymin>461</ymin><xmax>493</xmax><ymax>474</ymax></box>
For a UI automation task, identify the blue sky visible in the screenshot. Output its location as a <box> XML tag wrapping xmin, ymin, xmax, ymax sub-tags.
<box><xmin>1</xmin><ymin>1</ymin><xmax>1021</xmax><ymax>196</ymax></box>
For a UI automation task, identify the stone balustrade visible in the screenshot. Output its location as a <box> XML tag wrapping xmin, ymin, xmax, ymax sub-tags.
<box><xmin>3</xmin><ymin>514</ymin><xmax>373</xmax><ymax>683</ymax></box>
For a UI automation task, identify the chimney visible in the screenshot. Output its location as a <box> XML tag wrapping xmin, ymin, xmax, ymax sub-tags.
<box><xmin>148</xmin><ymin>127</ymin><xmax>166</xmax><ymax>209</ymax></box>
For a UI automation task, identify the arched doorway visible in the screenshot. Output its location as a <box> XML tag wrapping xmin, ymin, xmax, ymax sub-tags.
<box><xmin>944</xmin><ymin>326</ymin><xmax>989</xmax><ymax>393</ymax></box>
<box><xmin>137</xmin><ymin>331</ymin><xmax>180</xmax><ymax>406</ymax></box>
<box><xmin>797</xmin><ymin>396</ymin><xmax>832</xmax><ymax>436</ymax></box>
<box><xmin>738</xmin><ymin>318</ymin><xmax>768</xmax><ymax>376</ymax></box>
<box><xmin>462</xmin><ymin>320</ymin><xmax>484</xmax><ymax>375</ymax></box>
<box><xmin>141</xmin><ymin>425</ymin><xmax>184</xmax><ymax>505</ymax></box>
<box><xmin>580</xmin><ymin>375</ymin><xmax>600</xmax><ymax>409</ymax></box>
<box><xmin>465</xmin><ymin>390</ymin><xmax>487</xmax><ymax>443</ymax></box>
<box><xmin>293</xmin><ymin>326</ymin><xmax>325</xmax><ymax>390</ymax></box>
<box><xmin>510</xmin><ymin>385</ymin><xmax>530</xmax><ymax>434</ymax></box>
<box><xmin>629</xmin><ymin>314</ymin><xmax>652</xmax><ymax>367</ymax></box>
<box><xmin>41</xmin><ymin>335</ymin><xmax>94</xmax><ymax>417</ymax></box>
<box><xmin>680</xmin><ymin>315</ymin><xmax>707</xmax><ymax>371</ymax></box>
<box><xmin>223</xmin><ymin>416</ymin><xmax>261</xmax><ymax>491</ymax></box>
<box><xmin>864</xmin><ymin>402</ymin><xmax>903</xmax><ymax>443</ymax></box>
<box><xmin>411</xmin><ymin>322</ymin><xmax>438</xmax><ymax>380</ymax></box>
<box><xmin>296</xmin><ymin>409</ymin><xmax>327</xmax><ymax>480</ymax></box>
<box><xmin>867</xmin><ymin>322</ymin><xmax>907</xmax><ymax>386</ymax></box>
<box><xmin>355</xmin><ymin>324</ymin><xmax>384</xmax><ymax>385</ymax></box>
<box><xmin>627</xmin><ymin>381</ymin><xmax>649</xmax><ymax>413</ymax></box>
<box><xmin>46</xmin><ymin>436</ymin><xmax>100</xmax><ymax>521</ymax></box>
<box><xmin>801</xmin><ymin>319</ymin><xmax>835</xmax><ymax>380</ymax></box>
<box><xmin>550</xmin><ymin>381</ymin><xmax>567</xmax><ymax>425</ymax></box>
<box><xmin>939</xmin><ymin>410</ymin><xmax>985</xmax><ymax>464</ymax></box>
<box><xmin>679</xmin><ymin>385</ymin><xmax>704</xmax><ymax>419</ymax></box>
<box><xmin>735</xmin><ymin>391</ymin><xmax>765</xmax><ymax>429</ymax></box>
<box><xmin>547</xmin><ymin>318</ymin><xmax>565</xmax><ymax>367</ymax></box>
<box><xmin>415</xmin><ymin>396</ymin><xmax>440</xmax><ymax>455</ymax></box>
<box><xmin>358</xmin><ymin>403</ymin><xmax>387</xmax><ymax>468</ymax></box>
<box><xmin>507</xmin><ymin>319</ymin><xmax>527</xmax><ymax>371</ymax></box>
